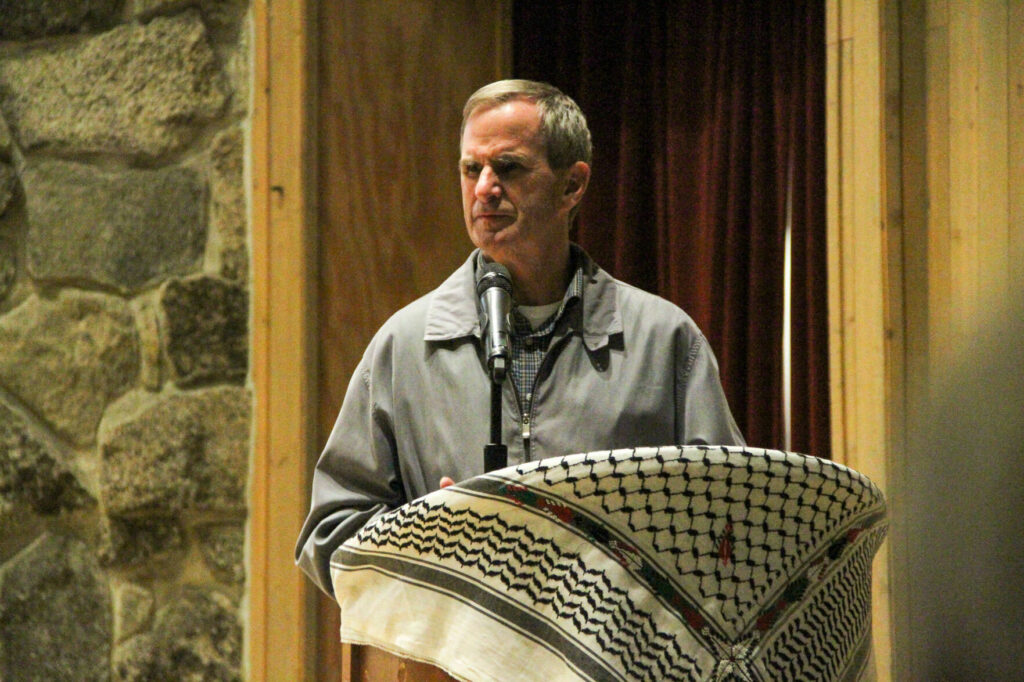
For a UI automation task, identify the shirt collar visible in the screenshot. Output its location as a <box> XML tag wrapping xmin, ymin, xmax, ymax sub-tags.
<box><xmin>423</xmin><ymin>245</ymin><xmax>621</xmax><ymax>350</ymax></box>
<box><xmin>510</xmin><ymin>254</ymin><xmax>585</xmax><ymax>337</ymax></box>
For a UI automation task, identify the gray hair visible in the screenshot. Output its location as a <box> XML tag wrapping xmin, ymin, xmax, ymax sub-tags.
<box><xmin>461</xmin><ymin>79</ymin><xmax>592</xmax><ymax>169</ymax></box>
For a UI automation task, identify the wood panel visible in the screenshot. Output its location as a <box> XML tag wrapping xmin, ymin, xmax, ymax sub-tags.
<box><xmin>883</xmin><ymin>1</ymin><xmax>918</xmax><ymax>678</ymax></box>
<box><xmin>316</xmin><ymin>0</ymin><xmax>511</xmax><ymax>436</ymax></box>
<box><xmin>894</xmin><ymin>0</ymin><xmax>952</xmax><ymax>676</ymax></box>
<box><xmin>346</xmin><ymin>647</ymin><xmax>457</xmax><ymax>682</ymax></box>
<box><xmin>1012</xmin><ymin>0</ymin><xmax>1024</xmax><ymax>289</ymax></box>
<box><xmin>825</xmin><ymin>0</ymin><xmax>847</xmax><ymax>469</ymax></box>
<box><xmin>826</xmin><ymin>2</ymin><xmax>893</xmax><ymax>677</ymax></box>
<box><xmin>829</xmin><ymin>1</ymin><xmax>1024</xmax><ymax>679</ymax></box>
<box><xmin>315</xmin><ymin>1</ymin><xmax>511</xmax><ymax>679</ymax></box>
<box><xmin>925</xmin><ymin>0</ymin><xmax>952</xmax><ymax>372</ymax></box>
<box><xmin>943</xmin><ymin>1</ymin><xmax>1017</xmax><ymax>352</ymax></box>
<box><xmin>948</xmin><ymin>3</ymin><xmax>982</xmax><ymax>347</ymax></box>
<box><xmin>896</xmin><ymin>4</ymin><xmax>1023</xmax><ymax>676</ymax></box>
<box><xmin>250</xmin><ymin>0</ymin><xmax>319</xmax><ymax>680</ymax></box>
<box><xmin>976</xmin><ymin>2</ymin><xmax>1010</xmax><ymax>302</ymax></box>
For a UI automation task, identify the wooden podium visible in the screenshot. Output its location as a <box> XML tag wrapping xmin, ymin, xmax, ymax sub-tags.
<box><xmin>331</xmin><ymin>446</ymin><xmax>887</xmax><ymax>682</ymax></box>
<box><xmin>342</xmin><ymin>643</ymin><xmax>455</xmax><ymax>681</ymax></box>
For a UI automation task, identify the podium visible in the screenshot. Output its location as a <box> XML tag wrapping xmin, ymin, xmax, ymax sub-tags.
<box><xmin>331</xmin><ymin>446</ymin><xmax>887</xmax><ymax>681</ymax></box>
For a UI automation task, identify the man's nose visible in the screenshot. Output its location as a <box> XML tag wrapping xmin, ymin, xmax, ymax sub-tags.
<box><xmin>474</xmin><ymin>166</ymin><xmax>502</xmax><ymax>202</ymax></box>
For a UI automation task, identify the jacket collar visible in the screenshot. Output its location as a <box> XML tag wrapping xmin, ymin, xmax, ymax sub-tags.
<box><xmin>423</xmin><ymin>252</ymin><xmax>481</xmax><ymax>342</ymax></box>
<box><xmin>423</xmin><ymin>245</ymin><xmax>623</xmax><ymax>351</ymax></box>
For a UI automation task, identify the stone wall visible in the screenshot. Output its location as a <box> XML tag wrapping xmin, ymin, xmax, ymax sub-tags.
<box><xmin>0</xmin><ymin>2</ymin><xmax>250</xmax><ymax>680</ymax></box>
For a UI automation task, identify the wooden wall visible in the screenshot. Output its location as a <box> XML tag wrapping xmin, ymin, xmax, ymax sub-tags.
<box><xmin>316</xmin><ymin>0</ymin><xmax>511</xmax><ymax>449</ymax></box>
<box><xmin>827</xmin><ymin>1</ymin><xmax>1023</xmax><ymax>680</ymax></box>
<box><xmin>910</xmin><ymin>0</ymin><xmax>1024</xmax><ymax>367</ymax></box>
<box><xmin>893</xmin><ymin>1</ymin><xmax>1023</xmax><ymax>680</ymax></box>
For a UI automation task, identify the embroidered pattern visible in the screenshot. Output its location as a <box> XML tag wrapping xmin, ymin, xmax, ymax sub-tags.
<box><xmin>334</xmin><ymin>446</ymin><xmax>887</xmax><ymax>682</ymax></box>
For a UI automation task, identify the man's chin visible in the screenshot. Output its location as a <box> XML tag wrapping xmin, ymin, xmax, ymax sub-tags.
<box><xmin>470</xmin><ymin>225</ymin><xmax>517</xmax><ymax>249</ymax></box>
<box><xmin>473</xmin><ymin>241</ymin><xmax>517</xmax><ymax>267</ymax></box>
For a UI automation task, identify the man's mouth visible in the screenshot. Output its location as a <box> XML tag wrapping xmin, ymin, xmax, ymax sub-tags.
<box><xmin>474</xmin><ymin>211</ymin><xmax>514</xmax><ymax>222</ymax></box>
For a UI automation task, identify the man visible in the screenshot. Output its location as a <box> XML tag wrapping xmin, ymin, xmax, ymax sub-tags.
<box><xmin>296</xmin><ymin>80</ymin><xmax>744</xmax><ymax>596</ymax></box>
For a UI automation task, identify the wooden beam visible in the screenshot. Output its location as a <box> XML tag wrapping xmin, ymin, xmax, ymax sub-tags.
<box><xmin>976</xmin><ymin>1</ymin><xmax>1010</xmax><ymax>304</ymax></box>
<box><xmin>826</xmin><ymin>1</ymin><xmax>894</xmax><ymax>678</ymax></box>
<box><xmin>249</xmin><ymin>0</ymin><xmax>318</xmax><ymax>679</ymax></box>
<box><xmin>1011</xmin><ymin>0</ymin><xmax>1024</xmax><ymax>290</ymax></box>
<box><xmin>889</xmin><ymin>1</ymin><xmax>929</xmax><ymax>678</ymax></box>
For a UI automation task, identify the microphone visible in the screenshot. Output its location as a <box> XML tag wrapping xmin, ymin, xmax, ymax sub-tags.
<box><xmin>476</xmin><ymin>262</ymin><xmax>513</xmax><ymax>383</ymax></box>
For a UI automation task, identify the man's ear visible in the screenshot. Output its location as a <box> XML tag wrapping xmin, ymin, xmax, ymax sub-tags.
<box><xmin>563</xmin><ymin>161</ymin><xmax>591</xmax><ymax>207</ymax></box>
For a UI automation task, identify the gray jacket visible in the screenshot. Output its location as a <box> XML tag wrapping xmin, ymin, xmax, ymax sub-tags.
<box><xmin>296</xmin><ymin>248</ymin><xmax>744</xmax><ymax>595</ymax></box>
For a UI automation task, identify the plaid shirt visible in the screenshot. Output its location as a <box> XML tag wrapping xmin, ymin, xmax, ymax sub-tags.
<box><xmin>475</xmin><ymin>251</ymin><xmax>586</xmax><ymax>419</ymax></box>
<box><xmin>508</xmin><ymin>264</ymin><xmax>586</xmax><ymax>416</ymax></box>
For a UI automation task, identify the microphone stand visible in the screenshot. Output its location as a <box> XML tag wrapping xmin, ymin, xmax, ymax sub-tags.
<box><xmin>477</xmin><ymin>262</ymin><xmax>512</xmax><ymax>473</ymax></box>
<box><xmin>484</xmin><ymin>357</ymin><xmax>508</xmax><ymax>472</ymax></box>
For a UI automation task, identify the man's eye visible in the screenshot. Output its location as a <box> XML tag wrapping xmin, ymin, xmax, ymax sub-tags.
<box><xmin>462</xmin><ymin>163</ymin><xmax>481</xmax><ymax>177</ymax></box>
<box><xmin>494</xmin><ymin>161</ymin><xmax>520</xmax><ymax>175</ymax></box>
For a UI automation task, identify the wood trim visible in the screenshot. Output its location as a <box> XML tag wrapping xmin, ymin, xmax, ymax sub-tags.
<box><xmin>1011</xmin><ymin>0</ymin><xmax>1024</xmax><ymax>289</ymax></box>
<box><xmin>826</xmin><ymin>1</ymin><xmax>894</xmax><ymax>678</ymax></box>
<box><xmin>249</xmin><ymin>1</ymin><xmax>318</xmax><ymax>680</ymax></box>
<box><xmin>948</xmin><ymin>2</ymin><xmax>982</xmax><ymax>344</ymax></box>
<box><xmin>825</xmin><ymin>0</ymin><xmax>847</xmax><ymax>464</ymax></box>
<box><xmin>889</xmin><ymin>2</ymin><xmax>928</xmax><ymax>679</ymax></box>
<box><xmin>975</xmin><ymin>2</ymin><xmax>1010</xmax><ymax>301</ymax></box>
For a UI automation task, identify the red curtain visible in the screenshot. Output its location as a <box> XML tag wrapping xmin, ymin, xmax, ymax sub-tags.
<box><xmin>513</xmin><ymin>0</ymin><xmax>829</xmax><ymax>456</ymax></box>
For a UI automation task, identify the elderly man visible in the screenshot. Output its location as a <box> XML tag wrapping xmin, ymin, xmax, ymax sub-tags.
<box><xmin>296</xmin><ymin>80</ymin><xmax>744</xmax><ymax>596</ymax></box>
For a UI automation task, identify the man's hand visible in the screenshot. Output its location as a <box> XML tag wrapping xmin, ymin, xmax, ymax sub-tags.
<box><xmin>439</xmin><ymin>476</ymin><xmax>455</xmax><ymax>489</ymax></box>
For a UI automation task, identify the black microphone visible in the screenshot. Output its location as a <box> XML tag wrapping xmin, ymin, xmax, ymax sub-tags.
<box><xmin>476</xmin><ymin>262</ymin><xmax>513</xmax><ymax>383</ymax></box>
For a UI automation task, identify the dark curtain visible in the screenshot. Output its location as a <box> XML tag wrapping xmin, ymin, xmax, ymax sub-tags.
<box><xmin>513</xmin><ymin>0</ymin><xmax>829</xmax><ymax>456</ymax></box>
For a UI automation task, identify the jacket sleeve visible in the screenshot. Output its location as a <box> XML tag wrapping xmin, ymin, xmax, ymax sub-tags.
<box><xmin>677</xmin><ymin>333</ymin><xmax>746</xmax><ymax>447</ymax></box>
<box><xmin>294</xmin><ymin>338</ymin><xmax>405</xmax><ymax>597</ymax></box>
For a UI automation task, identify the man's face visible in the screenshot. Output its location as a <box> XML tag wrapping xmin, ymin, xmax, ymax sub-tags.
<box><xmin>459</xmin><ymin>99</ymin><xmax>579</xmax><ymax>267</ymax></box>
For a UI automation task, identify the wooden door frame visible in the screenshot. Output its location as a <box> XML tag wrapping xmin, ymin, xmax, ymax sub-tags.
<box><xmin>249</xmin><ymin>0</ymin><xmax>319</xmax><ymax>679</ymax></box>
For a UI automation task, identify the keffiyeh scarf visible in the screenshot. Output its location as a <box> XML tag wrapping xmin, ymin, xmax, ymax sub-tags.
<box><xmin>331</xmin><ymin>446</ymin><xmax>887</xmax><ymax>682</ymax></box>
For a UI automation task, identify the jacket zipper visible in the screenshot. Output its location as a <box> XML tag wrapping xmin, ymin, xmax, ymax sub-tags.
<box><xmin>509</xmin><ymin>379</ymin><xmax>531</xmax><ymax>461</ymax></box>
<box><xmin>513</xmin><ymin>335</ymin><xmax>569</xmax><ymax>461</ymax></box>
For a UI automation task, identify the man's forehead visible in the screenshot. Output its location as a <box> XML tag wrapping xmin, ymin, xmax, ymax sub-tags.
<box><xmin>461</xmin><ymin>101</ymin><xmax>544</xmax><ymax>156</ymax></box>
<box><xmin>460</xmin><ymin>146</ymin><xmax>530</xmax><ymax>161</ymax></box>
<box><xmin>466</xmin><ymin>94</ymin><xmax>539</xmax><ymax>120</ymax></box>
